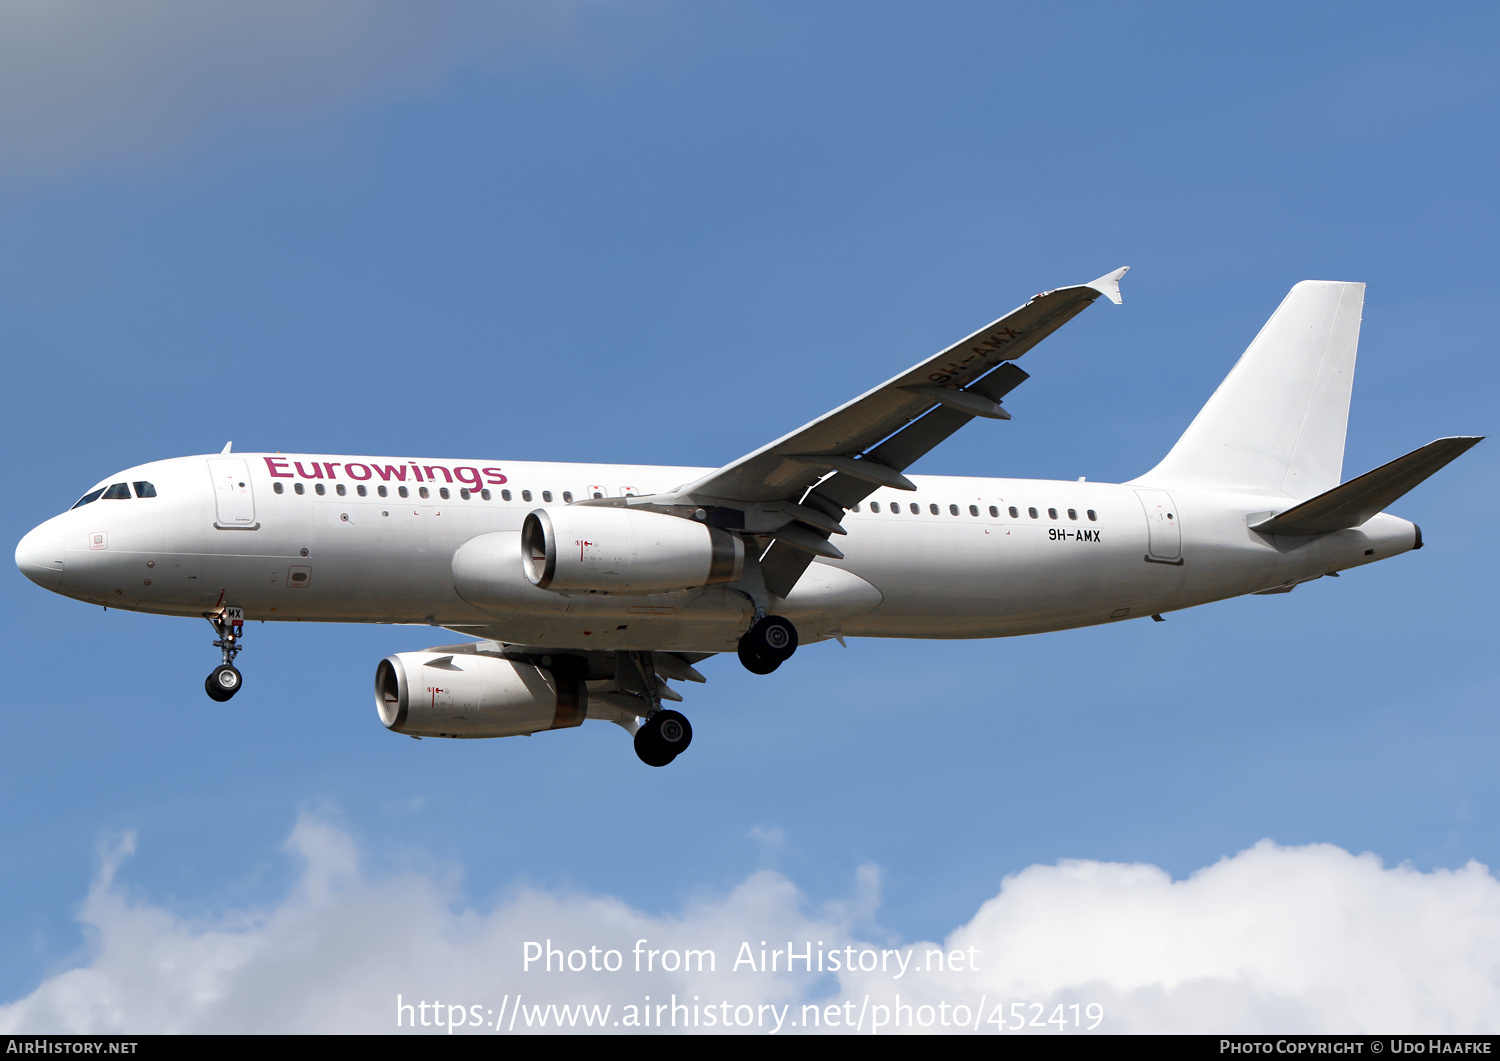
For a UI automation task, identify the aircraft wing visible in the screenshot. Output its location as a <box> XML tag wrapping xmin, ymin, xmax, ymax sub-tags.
<box><xmin>668</xmin><ymin>268</ymin><xmax>1128</xmax><ymax>596</ymax></box>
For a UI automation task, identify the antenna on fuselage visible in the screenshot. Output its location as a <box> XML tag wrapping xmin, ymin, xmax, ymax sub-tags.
<box><xmin>221</xmin><ymin>441</ymin><xmax>233</xmax><ymax>453</ymax></box>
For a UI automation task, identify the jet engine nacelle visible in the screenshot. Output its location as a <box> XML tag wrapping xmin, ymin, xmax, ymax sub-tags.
<box><xmin>521</xmin><ymin>506</ymin><xmax>744</xmax><ymax>594</ymax></box>
<box><xmin>375</xmin><ymin>651</ymin><xmax>586</xmax><ymax>739</ymax></box>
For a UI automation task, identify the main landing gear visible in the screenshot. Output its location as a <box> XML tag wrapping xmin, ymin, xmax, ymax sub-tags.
<box><xmin>738</xmin><ymin>614</ymin><xmax>798</xmax><ymax>675</ymax></box>
<box><xmin>626</xmin><ymin>650</ymin><xmax>694</xmax><ymax>768</ymax></box>
<box><xmin>204</xmin><ymin>607</ymin><xmax>245</xmax><ymax>702</ymax></box>
<box><xmin>634</xmin><ymin>709</ymin><xmax>693</xmax><ymax>768</ymax></box>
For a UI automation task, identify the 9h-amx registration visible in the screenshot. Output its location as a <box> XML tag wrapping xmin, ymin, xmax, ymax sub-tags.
<box><xmin>15</xmin><ymin>270</ymin><xmax>1481</xmax><ymax>765</ymax></box>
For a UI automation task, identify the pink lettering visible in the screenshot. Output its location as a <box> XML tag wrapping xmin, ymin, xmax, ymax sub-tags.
<box><xmin>423</xmin><ymin>465</ymin><xmax>453</xmax><ymax>483</ymax></box>
<box><xmin>294</xmin><ymin>461</ymin><xmax>323</xmax><ymax>479</ymax></box>
<box><xmin>373</xmin><ymin>464</ymin><xmax>409</xmax><ymax>482</ymax></box>
<box><xmin>482</xmin><ymin>467</ymin><xmax>508</xmax><ymax>485</ymax></box>
<box><xmin>454</xmin><ymin>467</ymin><xmax>482</xmax><ymax>489</ymax></box>
<box><xmin>264</xmin><ymin>457</ymin><xmax>293</xmax><ymax>478</ymax></box>
<box><xmin>345</xmin><ymin>463</ymin><xmax>371</xmax><ymax>481</ymax></box>
<box><xmin>323</xmin><ymin>463</ymin><xmax>340</xmax><ymax>478</ymax></box>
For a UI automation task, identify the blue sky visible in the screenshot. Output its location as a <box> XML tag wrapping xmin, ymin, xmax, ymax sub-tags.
<box><xmin>1</xmin><ymin>1</ymin><xmax>1497</xmax><ymax>1033</ymax></box>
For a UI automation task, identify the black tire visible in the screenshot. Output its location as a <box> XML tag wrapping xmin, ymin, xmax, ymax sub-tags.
<box><xmin>634</xmin><ymin>723</ymin><xmax>675</xmax><ymax>767</ymax></box>
<box><xmin>653</xmin><ymin>709</ymin><xmax>692</xmax><ymax>755</ymax></box>
<box><xmin>746</xmin><ymin>615</ymin><xmax>798</xmax><ymax>661</ymax></box>
<box><xmin>206</xmin><ymin>665</ymin><xmax>242</xmax><ymax>702</ymax></box>
<box><xmin>634</xmin><ymin>710</ymin><xmax>693</xmax><ymax>766</ymax></box>
<box><xmin>738</xmin><ymin>641</ymin><xmax>781</xmax><ymax>675</ymax></box>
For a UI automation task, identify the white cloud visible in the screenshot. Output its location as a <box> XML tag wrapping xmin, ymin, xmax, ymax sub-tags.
<box><xmin>0</xmin><ymin>0</ymin><xmax>600</xmax><ymax>175</ymax></box>
<box><xmin>2</xmin><ymin>816</ymin><xmax>1498</xmax><ymax>1034</ymax></box>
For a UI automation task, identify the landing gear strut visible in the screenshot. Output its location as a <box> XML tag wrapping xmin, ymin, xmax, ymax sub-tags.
<box><xmin>738</xmin><ymin>614</ymin><xmax>798</xmax><ymax>674</ymax></box>
<box><xmin>626</xmin><ymin>651</ymin><xmax>693</xmax><ymax>767</ymax></box>
<box><xmin>204</xmin><ymin>607</ymin><xmax>245</xmax><ymax>702</ymax></box>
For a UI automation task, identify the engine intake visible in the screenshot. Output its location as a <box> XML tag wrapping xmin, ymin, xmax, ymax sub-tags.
<box><xmin>522</xmin><ymin>507</ymin><xmax>743</xmax><ymax>594</ymax></box>
<box><xmin>375</xmin><ymin>651</ymin><xmax>586</xmax><ymax>739</ymax></box>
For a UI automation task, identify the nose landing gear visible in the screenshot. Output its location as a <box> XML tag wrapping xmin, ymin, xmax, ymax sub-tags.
<box><xmin>737</xmin><ymin>614</ymin><xmax>798</xmax><ymax>674</ymax></box>
<box><xmin>204</xmin><ymin>607</ymin><xmax>245</xmax><ymax>702</ymax></box>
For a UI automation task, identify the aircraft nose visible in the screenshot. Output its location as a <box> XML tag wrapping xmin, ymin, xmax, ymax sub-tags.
<box><xmin>16</xmin><ymin>523</ymin><xmax>65</xmax><ymax>591</ymax></box>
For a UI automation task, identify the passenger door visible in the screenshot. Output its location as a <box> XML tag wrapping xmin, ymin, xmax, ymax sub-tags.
<box><xmin>1135</xmin><ymin>489</ymin><xmax>1181</xmax><ymax>564</ymax></box>
<box><xmin>207</xmin><ymin>458</ymin><xmax>258</xmax><ymax>530</ymax></box>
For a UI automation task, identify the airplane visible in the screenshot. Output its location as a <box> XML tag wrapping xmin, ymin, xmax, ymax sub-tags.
<box><xmin>14</xmin><ymin>269</ymin><xmax>1482</xmax><ymax>766</ymax></box>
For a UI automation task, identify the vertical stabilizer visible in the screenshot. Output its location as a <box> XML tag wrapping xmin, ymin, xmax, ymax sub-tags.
<box><xmin>1134</xmin><ymin>280</ymin><xmax>1365</xmax><ymax>499</ymax></box>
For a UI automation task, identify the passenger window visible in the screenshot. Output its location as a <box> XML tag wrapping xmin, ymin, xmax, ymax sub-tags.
<box><xmin>522</xmin><ymin>490</ymin><xmax>533</xmax><ymax>502</ymax></box>
<box><xmin>502</xmin><ymin>489</ymin><xmax>512</xmax><ymax>501</ymax></box>
<box><xmin>103</xmin><ymin>483</ymin><xmax>131</xmax><ymax>500</ymax></box>
<box><xmin>909</xmin><ymin>503</ymin><xmax>920</xmax><ymax>515</ymax></box>
<box><xmin>1009</xmin><ymin>506</ymin><xmax>1019</xmax><ymax>518</ymax></box>
<box><xmin>460</xmin><ymin>488</ymin><xmax>470</xmax><ymax>500</ymax></box>
<box><xmin>851</xmin><ymin>503</ymin><xmax>862</xmax><ymax>512</ymax></box>
<box><xmin>930</xmin><ymin>503</ymin><xmax>940</xmax><ymax>515</ymax></box>
<box><xmin>336</xmin><ymin>484</ymin><xmax>346</xmax><ymax>496</ymax></box>
<box><xmin>398</xmin><ymin>486</ymin><xmax>410</xmax><ymax>499</ymax></box>
<box><xmin>950</xmin><ymin>504</ymin><xmax>960</xmax><ymax>516</ymax></box>
<box><xmin>273</xmin><ymin>482</ymin><xmax>284</xmax><ymax>495</ymax></box>
<box><xmin>870</xmin><ymin>502</ymin><xmax>880</xmax><ymax>513</ymax></box>
<box><xmin>1087</xmin><ymin>509</ymin><xmax>1098</xmax><ymax>521</ymax></box>
<box><xmin>969</xmin><ymin>505</ymin><xmax>979</xmax><ymax>517</ymax></box>
<box><xmin>315</xmin><ymin>483</ymin><xmax>326</xmax><ymax>496</ymax></box>
<box><xmin>418</xmin><ymin>487</ymin><xmax>428</xmax><ymax>499</ymax></box>
<box><xmin>563</xmin><ymin>491</ymin><xmax>573</xmax><ymax>503</ymax></box>
<box><xmin>1048</xmin><ymin>508</ymin><xmax>1058</xmax><ymax>519</ymax></box>
<box><xmin>294</xmin><ymin>482</ymin><xmax>305</xmax><ymax>495</ymax></box>
<box><xmin>1028</xmin><ymin>507</ymin><xmax>1038</xmax><ymax>519</ymax></box>
<box><xmin>357</xmin><ymin>485</ymin><xmax>368</xmax><ymax>497</ymax></box>
<box><xmin>1068</xmin><ymin>508</ymin><xmax>1077</xmax><ymax>520</ymax></box>
<box><xmin>543</xmin><ymin>491</ymin><xmax>553</xmax><ymax>503</ymax></box>
<box><xmin>439</xmin><ymin>488</ymin><xmax>450</xmax><ymax>499</ymax></box>
<box><xmin>988</xmin><ymin>506</ymin><xmax>998</xmax><ymax>518</ymax></box>
<box><xmin>481</xmin><ymin>489</ymin><xmax>491</xmax><ymax>500</ymax></box>
<box><xmin>132</xmin><ymin>482</ymin><xmax>157</xmax><ymax>498</ymax></box>
<box><xmin>378</xmin><ymin>486</ymin><xmax>388</xmax><ymax>498</ymax></box>
<box><xmin>71</xmin><ymin>488</ymin><xmax>106</xmax><ymax>509</ymax></box>
<box><xmin>890</xmin><ymin>504</ymin><xmax>900</xmax><ymax>515</ymax></box>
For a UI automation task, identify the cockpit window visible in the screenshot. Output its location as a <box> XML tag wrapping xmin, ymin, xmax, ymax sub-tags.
<box><xmin>132</xmin><ymin>481</ymin><xmax>157</xmax><ymax>498</ymax></box>
<box><xmin>102</xmin><ymin>483</ymin><xmax>131</xmax><ymax>500</ymax></box>
<box><xmin>70</xmin><ymin>488</ymin><xmax>106</xmax><ymax>510</ymax></box>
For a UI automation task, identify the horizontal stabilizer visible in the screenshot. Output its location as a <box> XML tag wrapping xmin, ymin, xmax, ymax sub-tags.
<box><xmin>1250</xmin><ymin>436</ymin><xmax>1483</xmax><ymax>536</ymax></box>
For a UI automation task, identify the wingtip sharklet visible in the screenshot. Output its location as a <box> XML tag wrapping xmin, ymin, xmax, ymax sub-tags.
<box><xmin>1085</xmin><ymin>266</ymin><xmax>1129</xmax><ymax>305</ymax></box>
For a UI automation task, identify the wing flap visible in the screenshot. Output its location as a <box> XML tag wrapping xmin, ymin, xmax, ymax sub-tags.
<box><xmin>759</xmin><ymin>363</ymin><xmax>1034</xmax><ymax>596</ymax></box>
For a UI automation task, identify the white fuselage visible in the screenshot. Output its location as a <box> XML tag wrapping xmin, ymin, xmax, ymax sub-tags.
<box><xmin>16</xmin><ymin>452</ymin><xmax>1420</xmax><ymax>654</ymax></box>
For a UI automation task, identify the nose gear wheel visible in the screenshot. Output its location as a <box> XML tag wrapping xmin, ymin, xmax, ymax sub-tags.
<box><xmin>206</xmin><ymin>665</ymin><xmax>243</xmax><ymax>702</ymax></box>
